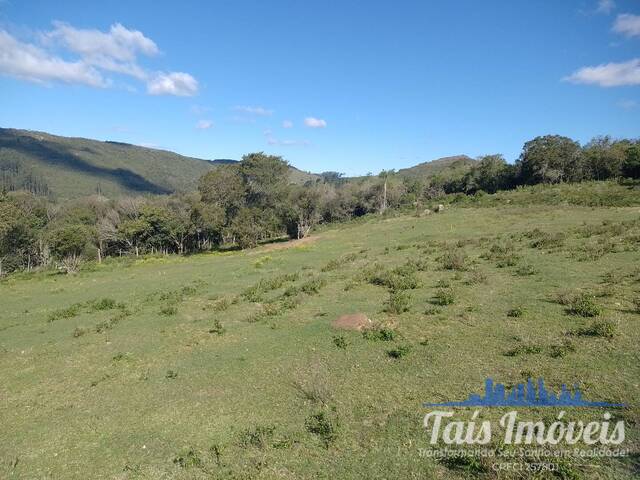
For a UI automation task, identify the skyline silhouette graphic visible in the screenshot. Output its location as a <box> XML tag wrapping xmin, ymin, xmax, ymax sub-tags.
<box><xmin>423</xmin><ymin>378</ymin><xmax>625</xmax><ymax>408</ymax></box>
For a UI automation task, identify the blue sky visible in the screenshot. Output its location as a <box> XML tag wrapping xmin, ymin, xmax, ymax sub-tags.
<box><xmin>0</xmin><ymin>1</ymin><xmax>638</xmax><ymax>175</ymax></box>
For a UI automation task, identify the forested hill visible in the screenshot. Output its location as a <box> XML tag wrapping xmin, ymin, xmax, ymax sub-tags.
<box><xmin>0</xmin><ymin>128</ymin><xmax>317</xmax><ymax>199</ymax></box>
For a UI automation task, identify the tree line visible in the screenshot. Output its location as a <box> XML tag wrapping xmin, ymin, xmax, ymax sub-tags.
<box><xmin>1</xmin><ymin>135</ymin><xmax>638</xmax><ymax>275</ymax></box>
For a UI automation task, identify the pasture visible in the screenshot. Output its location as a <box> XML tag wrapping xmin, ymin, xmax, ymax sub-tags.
<box><xmin>1</xmin><ymin>200</ymin><xmax>639</xmax><ymax>479</ymax></box>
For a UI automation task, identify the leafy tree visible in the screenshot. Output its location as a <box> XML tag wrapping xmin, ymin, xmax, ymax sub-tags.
<box><xmin>198</xmin><ymin>165</ymin><xmax>245</xmax><ymax>221</ymax></box>
<box><xmin>517</xmin><ymin>135</ymin><xmax>584</xmax><ymax>184</ymax></box>
<box><xmin>621</xmin><ymin>142</ymin><xmax>640</xmax><ymax>179</ymax></box>
<box><xmin>238</xmin><ymin>152</ymin><xmax>290</xmax><ymax>210</ymax></box>
<box><xmin>47</xmin><ymin>224</ymin><xmax>93</xmax><ymax>260</ymax></box>
<box><xmin>229</xmin><ymin>208</ymin><xmax>264</xmax><ymax>249</ymax></box>
<box><xmin>582</xmin><ymin>136</ymin><xmax>625</xmax><ymax>180</ymax></box>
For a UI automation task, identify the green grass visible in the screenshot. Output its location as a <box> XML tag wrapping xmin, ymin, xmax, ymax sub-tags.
<box><xmin>0</xmin><ymin>202</ymin><xmax>639</xmax><ymax>479</ymax></box>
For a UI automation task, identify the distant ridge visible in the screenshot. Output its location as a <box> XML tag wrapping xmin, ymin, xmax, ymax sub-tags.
<box><xmin>397</xmin><ymin>155</ymin><xmax>476</xmax><ymax>180</ymax></box>
<box><xmin>0</xmin><ymin>128</ymin><xmax>318</xmax><ymax>199</ymax></box>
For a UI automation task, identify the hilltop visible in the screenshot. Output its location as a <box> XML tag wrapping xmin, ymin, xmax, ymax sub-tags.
<box><xmin>396</xmin><ymin>154</ymin><xmax>476</xmax><ymax>180</ymax></box>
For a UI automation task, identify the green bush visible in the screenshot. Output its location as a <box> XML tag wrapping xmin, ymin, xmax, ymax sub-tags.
<box><xmin>575</xmin><ymin>320</ymin><xmax>616</xmax><ymax>339</ymax></box>
<box><xmin>439</xmin><ymin>249</ymin><xmax>468</xmax><ymax>271</ymax></box>
<box><xmin>432</xmin><ymin>288</ymin><xmax>455</xmax><ymax>306</ymax></box>
<box><xmin>240</xmin><ymin>425</ymin><xmax>276</xmax><ymax>449</ymax></box>
<box><xmin>507</xmin><ymin>306</ymin><xmax>525</xmax><ymax>318</ymax></box>
<box><xmin>363</xmin><ymin>327</ymin><xmax>396</xmax><ymax>341</ymax></box>
<box><xmin>567</xmin><ymin>293</ymin><xmax>602</xmax><ymax>317</ymax></box>
<box><xmin>387</xmin><ymin>344</ymin><xmax>412</xmax><ymax>359</ymax></box>
<box><xmin>47</xmin><ymin>303</ymin><xmax>83</xmax><ymax>322</ymax></box>
<box><xmin>332</xmin><ymin>335</ymin><xmax>348</xmax><ymax>349</ymax></box>
<box><xmin>384</xmin><ymin>291</ymin><xmax>411</xmax><ymax>314</ymax></box>
<box><xmin>305</xmin><ymin>411</ymin><xmax>338</xmax><ymax>448</ymax></box>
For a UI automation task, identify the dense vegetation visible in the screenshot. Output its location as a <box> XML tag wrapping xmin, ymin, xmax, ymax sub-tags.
<box><xmin>1</xmin><ymin>134</ymin><xmax>639</xmax><ymax>276</ymax></box>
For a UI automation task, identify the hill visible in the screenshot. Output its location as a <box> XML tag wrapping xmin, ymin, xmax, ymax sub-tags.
<box><xmin>0</xmin><ymin>128</ymin><xmax>318</xmax><ymax>199</ymax></box>
<box><xmin>396</xmin><ymin>154</ymin><xmax>476</xmax><ymax>180</ymax></box>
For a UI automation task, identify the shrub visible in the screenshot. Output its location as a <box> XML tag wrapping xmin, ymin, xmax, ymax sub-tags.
<box><xmin>165</xmin><ymin>370</ymin><xmax>178</xmax><ymax>379</ymax></box>
<box><xmin>465</xmin><ymin>269</ymin><xmax>488</xmax><ymax>284</ymax></box>
<box><xmin>47</xmin><ymin>303</ymin><xmax>82</xmax><ymax>322</ymax></box>
<box><xmin>529</xmin><ymin>231</ymin><xmax>566</xmax><ymax>250</ymax></box>
<box><xmin>160</xmin><ymin>305</ymin><xmax>178</xmax><ymax>316</ymax></box>
<box><xmin>515</xmin><ymin>263</ymin><xmax>538</xmax><ymax>276</ymax></box>
<box><xmin>432</xmin><ymin>288</ymin><xmax>455</xmax><ymax>306</ymax></box>
<box><xmin>173</xmin><ymin>448</ymin><xmax>203</xmax><ymax>469</ymax></box>
<box><xmin>439</xmin><ymin>249</ymin><xmax>468</xmax><ymax>271</ymax></box>
<box><xmin>363</xmin><ymin>326</ymin><xmax>396</xmax><ymax>341</ymax></box>
<box><xmin>384</xmin><ymin>290</ymin><xmax>411</xmax><ymax>314</ymax></box>
<box><xmin>305</xmin><ymin>411</ymin><xmax>338</xmax><ymax>448</ymax></box>
<box><xmin>88</xmin><ymin>297</ymin><xmax>117</xmax><ymax>311</ymax></box>
<box><xmin>239</xmin><ymin>425</ymin><xmax>275</xmax><ymax>449</ymax></box>
<box><xmin>387</xmin><ymin>344</ymin><xmax>412</xmax><ymax>359</ymax></box>
<box><xmin>322</xmin><ymin>253</ymin><xmax>357</xmax><ymax>272</ymax></box>
<box><xmin>72</xmin><ymin>327</ymin><xmax>87</xmax><ymax>338</ymax></box>
<box><xmin>210</xmin><ymin>297</ymin><xmax>230</xmax><ymax>312</ymax></box>
<box><xmin>567</xmin><ymin>293</ymin><xmax>602</xmax><ymax>317</ymax></box>
<box><xmin>574</xmin><ymin>320</ymin><xmax>616</xmax><ymax>339</ymax></box>
<box><xmin>332</xmin><ymin>335</ymin><xmax>348</xmax><ymax>349</ymax></box>
<box><xmin>549</xmin><ymin>340</ymin><xmax>576</xmax><ymax>358</ymax></box>
<box><xmin>209</xmin><ymin>318</ymin><xmax>225</xmax><ymax>335</ymax></box>
<box><xmin>424</xmin><ymin>306</ymin><xmax>441</xmax><ymax>315</ymax></box>
<box><xmin>301</xmin><ymin>277</ymin><xmax>326</xmax><ymax>295</ymax></box>
<box><xmin>367</xmin><ymin>266</ymin><xmax>421</xmax><ymax>291</ymax></box>
<box><xmin>507</xmin><ymin>306</ymin><xmax>525</xmax><ymax>318</ymax></box>
<box><xmin>633</xmin><ymin>296</ymin><xmax>640</xmax><ymax>314</ymax></box>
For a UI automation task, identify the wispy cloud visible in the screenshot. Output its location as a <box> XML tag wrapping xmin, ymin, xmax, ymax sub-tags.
<box><xmin>564</xmin><ymin>58</ymin><xmax>640</xmax><ymax>87</ymax></box>
<box><xmin>196</xmin><ymin>119</ymin><xmax>214</xmax><ymax>129</ymax></box>
<box><xmin>148</xmin><ymin>72</ymin><xmax>198</xmax><ymax>96</ymax></box>
<box><xmin>304</xmin><ymin>116</ymin><xmax>327</xmax><ymax>128</ymax></box>
<box><xmin>232</xmin><ymin>105</ymin><xmax>273</xmax><ymax>116</ymax></box>
<box><xmin>282</xmin><ymin>120</ymin><xmax>293</xmax><ymax>128</ymax></box>
<box><xmin>0</xmin><ymin>22</ymin><xmax>198</xmax><ymax>96</ymax></box>
<box><xmin>596</xmin><ymin>0</ymin><xmax>615</xmax><ymax>15</ymax></box>
<box><xmin>613</xmin><ymin>13</ymin><xmax>640</xmax><ymax>38</ymax></box>
<box><xmin>263</xmin><ymin>129</ymin><xmax>308</xmax><ymax>146</ymax></box>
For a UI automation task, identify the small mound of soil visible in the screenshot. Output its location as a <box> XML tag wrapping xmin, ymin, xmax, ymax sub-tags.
<box><xmin>332</xmin><ymin>313</ymin><xmax>372</xmax><ymax>331</ymax></box>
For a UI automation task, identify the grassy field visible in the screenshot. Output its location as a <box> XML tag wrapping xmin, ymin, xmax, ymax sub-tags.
<box><xmin>1</xmin><ymin>199</ymin><xmax>639</xmax><ymax>479</ymax></box>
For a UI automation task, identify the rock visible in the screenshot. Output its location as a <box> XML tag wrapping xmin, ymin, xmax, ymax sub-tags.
<box><xmin>436</xmin><ymin>204</ymin><xmax>445</xmax><ymax>212</ymax></box>
<box><xmin>332</xmin><ymin>313</ymin><xmax>372</xmax><ymax>331</ymax></box>
<box><xmin>423</xmin><ymin>209</ymin><xmax>432</xmax><ymax>216</ymax></box>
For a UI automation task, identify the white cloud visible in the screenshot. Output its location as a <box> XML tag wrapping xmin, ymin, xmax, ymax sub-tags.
<box><xmin>147</xmin><ymin>72</ymin><xmax>198</xmax><ymax>96</ymax></box>
<box><xmin>196</xmin><ymin>119</ymin><xmax>213</xmax><ymax>129</ymax></box>
<box><xmin>282</xmin><ymin>120</ymin><xmax>293</xmax><ymax>128</ymax></box>
<box><xmin>232</xmin><ymin>105</ymin><xmax>273</xmax><ymax>116</ymax></box>
<box><xmin>564</xmin><ymin>58</ymin><xmax>640</xmax><ymax>87</ymax></box>
<box><xmin>304</xmin><ymin>117</ymin><xmax>327</xmax><ymax>128</ymax></box>
<box><xmin>617</xmin><ymin>99</ymin><xmax>638</xmax><ymax>109</ymax></box>
<box><xmin>596</xmin><ymin>0</ymin><xmax>615</xmax><ymax>15</ymax></box>
<box><xmin>45</xmin><ymin>22</ymin><xmax>158</xmax><ymax>62</ymax></box>
<box><xmin>0</xmin><ymin>30</ymin><xmax>107</xmax><ymax>86</ymax></box>
<box><xmin>0</xmin><ymin>22</ymin><xmax>198</xmax><ymax>96</ymax></box>
<box><xmin>613</xmin><ymin>14</ymin><xmax>640</xmax><ymax>37</ymax></box>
